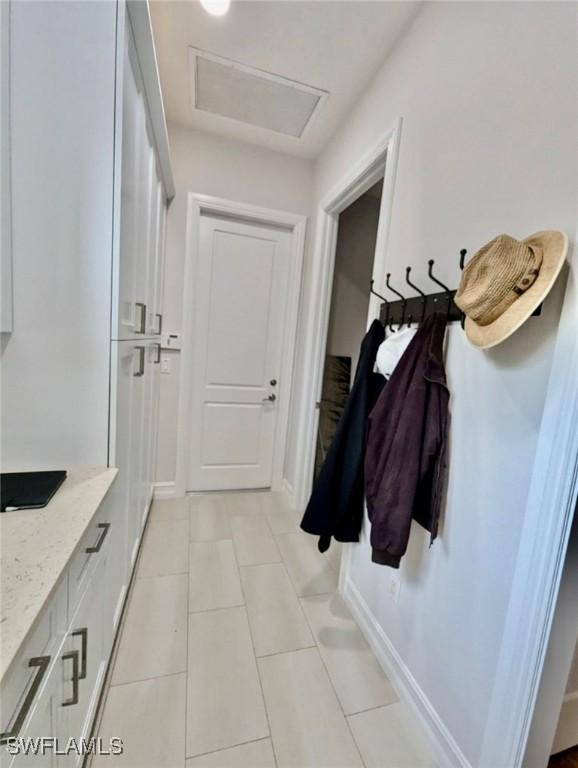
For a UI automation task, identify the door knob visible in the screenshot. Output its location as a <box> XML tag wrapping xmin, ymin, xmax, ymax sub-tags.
<box><xmin>262</xmin><ymin>394</ymin><xmax>276</xmax><ymax>403</ymax></box>
<box><xmin>270</xmin><ymin>379</ymin><xmax>277</xmax><ymax>386</ymax></box>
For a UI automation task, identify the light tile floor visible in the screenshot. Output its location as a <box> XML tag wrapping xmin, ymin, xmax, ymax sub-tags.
<box><xmin>92</xmin><ymin>492</ymin><xmax>436</xmax><ymax>768</ymax></box>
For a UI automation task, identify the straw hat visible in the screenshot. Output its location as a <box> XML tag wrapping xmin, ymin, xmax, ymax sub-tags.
<box><xmin>454</xmin><ymin>230</ymin><xmax>568</xmax><ymax>349</ymax></box>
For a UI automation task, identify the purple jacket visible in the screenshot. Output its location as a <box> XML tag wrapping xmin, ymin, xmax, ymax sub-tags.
<box><xmin>364</xmin><ymin>313</ymin><xmax>449</xmax><ymax>568</ymax></box>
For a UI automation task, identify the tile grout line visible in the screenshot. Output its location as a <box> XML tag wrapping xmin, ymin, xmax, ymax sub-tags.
<box><xmin>255</xmin><ymin>643</ymin><xmax>317</xmax><ymax>660</ymax></box>
<box><xmin>262</xmin><ymin>505</ymin><xmax>339</xmax><ymax>633</ymax></box>
<box><xmin>186</xmin><ymin>737</ymin><xmax>273</xmax><ymax>764</ymax></box>
<box><xmin>229</xmin><ymin>493</ymin><xmax>279</xmax><ymax>768</ymax></box>
<box><xmin>188</xmin><ymin>600</ymin><xmax>245</xmax><ymax>615</ymax></box>
<box><xmin>109</xmin><ymin>669</ymin><xmax>187</xmax><ymax>690</ymax></box>
<box><xmin>263</xmin><ymin>495</ymin><xmax>367</xmax><ymax>767</ymax></box>
<box><xmin>272</xmin><ymin>530</ymin><xmax>339</xmax><ymax>600</ymax></box>
<box><xmin>296</xmin><ymin>576</ymin><xmax>368</xmax><ymax>768</ymax></box>
<box><xmin>88</xmin><ymin>500</ymin><xmax>182</xmax><ymax>766</ymax></box>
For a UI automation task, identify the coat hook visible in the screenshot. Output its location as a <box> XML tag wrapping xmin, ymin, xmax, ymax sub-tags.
<box><xmin>458</xmin><ymin>250</ymin><xmax>467</xmax><ymax>327</ymax></box>
<box><xmin>370</xmin><ymin>279</ymin><xmax>388</xmax><ymax>303</ymax></box>
<box><xmin>427</xmin><ymin>259</ymin><xmax>452</xmax><ymax>318</ymax></box>
<box><xmin>386</xmin><ymin>273</ymin><xmax>406</xmax><ymax>329</ymax></box>
<box><xmin>405</xmin><ymin>266</ymin><xmax>427</xmax><ymax>324</ymax></box>
<box><xmin>370</xmin><ymin>280</ymin><xmax>391</xmax><ymax>330</ymax></box>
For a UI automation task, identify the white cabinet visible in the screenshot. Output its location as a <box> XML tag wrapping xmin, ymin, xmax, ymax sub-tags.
<box><xmin>63</xmin><ymin>556</ymin><xmax>106</xmax><ymax>768</ymax></box>
<box><xmin>1</xmin><ymin>519</ymin><xmax>116</xmax><ymax>768</ymax></box>
<box><xmin>115</xmin><ymin>29</ymin><xmax>142</xmax><ymax>340</ymax></box>
<box><xmin>10</xmin><ymin>660</ymin><xmax>65</xmax><ymax>768</ymax></box>
<box><xmin>109</xmin><ymin>7</ymin><xmax>168</xmax><ymax>583</ymax></box>
<box><xmin>113</xmin><ymin>16</ymin><xmax>168</xmax><ymax>343</ymax></box>
<box><xmin>109</xmin><ymin>338</ymin><xmax>162</xmax><ymax>581</ymax></box>
<box><xmin>1</xmin><ymin>0</ymin><xmax>172</xmax><ymax>762</ymax></box>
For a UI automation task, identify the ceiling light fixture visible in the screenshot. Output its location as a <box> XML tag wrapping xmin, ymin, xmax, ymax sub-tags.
<box><xmin>199</xmin><ymin>0</ymin><xmax>230</xmax><ymax>17</ymax></box>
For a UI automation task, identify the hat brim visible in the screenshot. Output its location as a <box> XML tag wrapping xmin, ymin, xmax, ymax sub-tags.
<box><xmin>464</xmin><ymin>230</ymin><xmax>569</xmax><ymax>349</ymax></box>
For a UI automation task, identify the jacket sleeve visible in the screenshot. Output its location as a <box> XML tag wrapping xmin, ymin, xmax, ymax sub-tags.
<box><xmin>367</xmin><ymin>383</ymin><xmax>426</xmax><ymax>568</ymax></box>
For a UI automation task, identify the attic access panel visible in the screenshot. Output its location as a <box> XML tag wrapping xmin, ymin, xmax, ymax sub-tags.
<box><xmin>189</xmin><ymin>47</ymin><xmax>328</xmax><ymax>138</ymax></box>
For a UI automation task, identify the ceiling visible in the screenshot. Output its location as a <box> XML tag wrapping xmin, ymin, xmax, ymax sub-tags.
<box><xmin>150</xmin><ymin>1</ymin><xmax>421</xmax><ymax>159</ymax></box>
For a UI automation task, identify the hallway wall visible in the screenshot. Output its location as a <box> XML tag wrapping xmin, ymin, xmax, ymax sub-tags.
<box><xmin>156</xmin><ymin>125</ymin><xmax>313</xmax><ymax>485</ymax></box>
<box><xmin>326</xmin><ymin>193</ymin><xmax>380</xmax><ymax>382</ymax></box>
<box><xmin>286</xmin><ymin>2</ymin><xmax>578</xmax><ymax>764</ymax></box>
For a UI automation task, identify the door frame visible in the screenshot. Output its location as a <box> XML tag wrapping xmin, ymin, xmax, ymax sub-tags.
<box><xmin>292</xmin><ymin>117</ymin><xmax>403</xmax><ymax>512</ymax></box>
<box><xmin>175</xmin><ymin>193</ymin><xmax>307</xmax><ymax>497</ymax></box>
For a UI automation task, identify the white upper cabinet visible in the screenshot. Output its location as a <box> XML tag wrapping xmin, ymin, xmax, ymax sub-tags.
<box><xmin>2</xmin><ymin>0</ymin><xmax>173</xmax><ymax>468</ymax></box>
<box><xmin>115</xmin><ymin>32</ymin><xmax>142</xmax><ymax>339</ymax></box>
<box><xmin>112</xmin><ymin>6</ymin><xmax>171</xmax><ymax>342</ymax></box>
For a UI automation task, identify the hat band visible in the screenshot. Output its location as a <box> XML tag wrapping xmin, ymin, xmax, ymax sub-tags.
<box><xmin>512</xmin><ymin>267</ymin><xmax>541</xmax><ymax>296</ymax></box>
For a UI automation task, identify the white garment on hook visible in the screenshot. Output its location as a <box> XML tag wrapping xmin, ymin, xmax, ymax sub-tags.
<box><xmin>375</xmin><ymin>327</ymin><xmax>417</xmax><ymax>379</ymax></box>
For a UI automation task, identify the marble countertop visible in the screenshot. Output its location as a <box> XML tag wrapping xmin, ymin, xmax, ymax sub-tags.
<box><xmin>0</xmin><ymin>467</ymin><xmax>118</xmax><ymax>681</ymax></box>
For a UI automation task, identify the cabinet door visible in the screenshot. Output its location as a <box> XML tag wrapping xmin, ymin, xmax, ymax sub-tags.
<box><xmin>134</xmin><ymin>106</ymin><xmax>154</xmax><ymax>338</ymax></box>
<box><xmin>113</xmin><ymin>25</ymin><xmax>142</xmax><ymax>340</ymax></box>
<box><xmin>137</xmin><ymin>342</ymin><xmax>157</xmax><ymax>529</ymax></box>
<box><xmin>107</xmin><ymin>341</ymin><xmax>135</xmax><ymax>637</ymax></box>
<box><xmin>8</xmin><ymin>661</ymin><xmax>65</xmax><ymax>768</ymax></box>
<box><xmin>63</xmin><ymin>559</ymin><xmax>106</xmax><ymax>768</ymax></box>
<box><xmin>144</xmin><ymin>341</ymin><xmax>161</xmax><ymax>507</ymax></box>
<box><xmin>145</xmin><ymin>170</ymin><xmax>162</xmax><ymax>336</ymax></box>
<box><xmin>128</xmin><ymin>340</ymin><xmax>147</xmax><ymax>560</ymax></box>
<box><xmin>98</xmin><ymin>491</ymin><xmax>126</xmax><ymax>657</ymax></box>
<box><xmin>157</xmin><ymin>201</ymin><xmax>167</xmax><ymax>331</ymax></box>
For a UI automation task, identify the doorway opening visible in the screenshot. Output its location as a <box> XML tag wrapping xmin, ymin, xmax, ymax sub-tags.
<box><xmin>293</xmin><ymin>118</ymin><xmax>402</xmax><ymax>512</ymax></box>
<box><xmin>314</xmin><ymin>179</ymin><xmax>384</xmax><ymax>480</ymax></box>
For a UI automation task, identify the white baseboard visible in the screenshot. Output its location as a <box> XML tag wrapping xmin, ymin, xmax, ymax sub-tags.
<box><xmin>342</xmin><ymin>575</ymin><xmax>472</xmax><ymax>768</ymax></box>
<box><xmin>282</xmin><ymin>477</ymin><xmax>297</xmax><ymax>507</ymax></box>
<box><xmin>153</xmin><ymin>481</ymin><xmax>177</xmax><ymax>499</ymax></box>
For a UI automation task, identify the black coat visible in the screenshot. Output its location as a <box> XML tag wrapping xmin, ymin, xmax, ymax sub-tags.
<box><xmin>365</xmin><ymin>312</ymin><xmax>449</xmax><ymax>568</ymax></box>
<box><xmin>301</xmin><ymin>320</ymin><xmax>386</xmax><ymax>552</ymax></box>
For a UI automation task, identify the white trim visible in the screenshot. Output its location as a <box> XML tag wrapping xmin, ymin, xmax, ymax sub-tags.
<box><xmin>126</xmin><ymin>0</ymin><xmax>175</xmax><ymax>201</ymax></box>
<box><xmin>478</xmin><ymin>233</ymin><xmax>578</xmax><ymax>767</ymax></box>
<box><xmin>282</xmin><ymin>477</ymin><xmax>295</xmax><ymax>503</ymax></box>
<box><xmin>153</xmin><ymin>480</ymin><xmax>177</xmax><ymax>499</ymax></box>
<box><xmin>175</xmin><ymin>193</ymin><xmax>307</xmax><ymax>498</ymax></box>
<box><xmin>293</xmin><ymin>118</ymin><xmax>403</xmax><ymax>510</ymax></box>
<box><xmin>343</xmin><ymin>574</ymin><xmax>472</xmax><ymax>768</ymax></box>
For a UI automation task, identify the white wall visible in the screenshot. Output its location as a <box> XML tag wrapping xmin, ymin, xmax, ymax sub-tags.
<box><xmin>326</xmin><ymin>194</ymin><xmax>380</xmax><ymax>382</ymax></box>
<box><xmin>1</xmin><ymin>1</ymin><xmax>116</xmax><ymax>469</ymax></box>
<box><xmin>156</xmin><ymin>125</ymin><xmax>314</xmax><ymax>483</ymax></box>
<box><xmin>287</xmin><ymin>2</ymin><xmax>577</xmax><ymax>765</ymax></box>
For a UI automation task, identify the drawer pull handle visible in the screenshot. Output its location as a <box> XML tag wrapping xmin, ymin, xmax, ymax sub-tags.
<box><xmin>134</xmin><ymin>346</ymin><xmax>145</xmax><ymax>377</ymax></box>
<box><xmin>86</xmin><ymin>522</ymin><xmax>110</xmax><ymax>554</ymax></box>
<box><xmin>0</xmin><ymin>656</ymin><xmax>51</xmax><ymax>744</ymax></box>
<box><xmin>61</xmin><ymin>650</ymin><xmax>80</xmax><ymax>707</ymax></box>
<box><xmin>155</xmin><ymin>313</ymin><xmax>162</xmax><ymax>335</ymax></box>
<box><xmin>154</xmin><ymin>342</ymin><xmax>161</xmax><ymax>364</ymax></box>
<box><xmin>72</xmin><ymin>628</ymin><xmax>88</xmax><ymax>680</ymax></box>
<box><xmin>134</xmin><ymin>302</ymin><xmax>146</xmax><ymax>334</ymax></box>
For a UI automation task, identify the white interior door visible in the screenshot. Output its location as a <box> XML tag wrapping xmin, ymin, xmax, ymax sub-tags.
<box><xmin>188</xmin><ymin>214</ymin><xmax>291</xmax><ymax>491</ymax></box>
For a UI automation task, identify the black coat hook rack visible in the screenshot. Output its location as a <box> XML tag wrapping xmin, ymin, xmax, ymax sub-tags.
<box><xmin>375</xmin><ymin>246</ymin><xmax>543</xmax><ymax>332</ymax></box>
<box><xmin>375</xmin><ymin>251</ymin><xmax>466</xmax><ymax>329</ymax></box>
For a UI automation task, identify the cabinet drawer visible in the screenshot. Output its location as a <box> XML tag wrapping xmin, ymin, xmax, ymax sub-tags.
<box><xmin>0</xmin><ymin>579</ymin><xmax>67</xmax><ymax>754</ymax></box>
<box><xmin>67</xmin><ymin>507</ymin><xmax>112</xmax><ymax>621</ymax></box>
